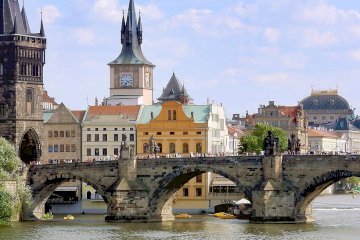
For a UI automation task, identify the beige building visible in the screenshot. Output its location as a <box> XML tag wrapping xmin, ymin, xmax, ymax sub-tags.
<box><xmin>308</xmin><ymin>128</ymin><xmax>346</xmax><ymax>154</ymax></box>
<box><xmin>81</xmin><ymin>105</ymin><xmax>140</xmax><ymax>162</ymax></box>
<box><xmin>236</xmin><ymin>101</ymin><xmax>308</xmax><ymax>153</ymax></box>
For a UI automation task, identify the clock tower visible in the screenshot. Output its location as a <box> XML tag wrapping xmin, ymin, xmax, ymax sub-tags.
<box><xmin>108</xmin><ymin>0</ymin><xmax>155</xmax><ymax>106</ymax></box>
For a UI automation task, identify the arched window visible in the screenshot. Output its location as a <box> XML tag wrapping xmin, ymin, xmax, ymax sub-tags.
<box><xmin>183</xmin><ymin>143</ymin><xmax>189</xmax><ymax>153</ymax></box>
<box><xmin>157</xmin><ymin>143</ymin><xmax>162</xmax><ymax>153</ymax></box>
<box><xmin>86</xmin><ymin>191</ymin><xmax>91</xmax><ymax>199</ymax></box>
<box><xmin>173</xmin><ymin>110</ymin><xmax>177</xmax><ymax>120</ymax></box>
<box><xmin>143</xmin><ymin>143</ymin><xmax>149</xmax><ymax>153</ymax></box>
<box><xmin>168</xmin><ymin>110</ymin><xmax>172</xmax><ymax>120</ymax></box>
<box><xmin>169</xmin><ymin>143</ymin><xmax>175</xmax><ymax>153</ymax></box>
<box><xmin>196</xmin><ymin>143</ymin><xmax>202</xmax><ymax>153</ymax></box>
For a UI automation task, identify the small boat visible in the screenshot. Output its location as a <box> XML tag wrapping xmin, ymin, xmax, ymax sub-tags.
<box><xmin>213</xmin><ymin>212</ymin><xmax>236</xmax><ymax>219</ymax></box>
<box><xmin>175</xmin><ymin>213</ymin><xmax>192</xmax><ymax>218</ymax></box>
<box><xmin>64</xmin><ymin>215</ymin><xmax>75</xmax><ymax>220</ymax></box>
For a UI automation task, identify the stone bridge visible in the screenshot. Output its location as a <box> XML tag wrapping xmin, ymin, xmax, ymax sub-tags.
<box><xmin>26</xmin><ymin>154</ymin><xmax>360</xmax><ymax>223</ymax></box>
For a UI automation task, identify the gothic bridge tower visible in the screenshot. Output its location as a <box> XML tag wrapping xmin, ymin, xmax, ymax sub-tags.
<box><xmin>0</xmin><ymin>0</ymin><xmax>46</xmax><ymax>163</ymax></box>
<box><xmin>108</xmin><ymin>0</ymin><xmax>155</xmax><ymax>106</ymax></box>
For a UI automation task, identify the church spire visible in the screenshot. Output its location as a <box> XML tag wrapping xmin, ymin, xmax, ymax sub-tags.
<box><xmin>109</xmin><ymin>0</ymin><xmax>153</xmax><ymax>66</ymax></box>
<box><xmin>40</xmin><ymin>12</ymin><xmax>45</xmax><ymax>37</ymax></box>
<box><xmin>21</xmin><ymin>2</ymin><xmax>31</xmax><ymax>34</ymax></box>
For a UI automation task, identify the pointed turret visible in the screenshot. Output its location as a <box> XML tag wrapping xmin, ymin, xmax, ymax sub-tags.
<box><xmin>158</xmin><ymin>73</ymin><xmax>192</xmax><ymax>104</ymax></box>
<box><xmin>40</xmin><ymin>14</ymin><xmax>45</xmax><ymax>37</ymax></box>
<box><xmin>121</xmin><ymin>11</ymin><xmax>126</xmax><ymax>44</ymax></box>
<box><xmin>137</xmin><ymin>11</ymin><xmax>143</xmax><ymax>45</ymax></box>
<box><xmin>109</xmin><ymin>0</ymin><xmax>153</xmax><ymax>65</ymax></box>
<box><xmin>12</xmin><ymin>16</ymin><xmax>18</xmax><ymax>34</ymax></box>
<box><xmin>21</xmin><ymin>5</ymin><xmax>31</xmax><ymax>34</ymax></box>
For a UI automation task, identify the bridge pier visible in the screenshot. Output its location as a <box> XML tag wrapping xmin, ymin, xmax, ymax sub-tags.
<box><xmin>251</xmin><ymin>155</ymin><xmax>300</xmax><ymax>223</ymax></box>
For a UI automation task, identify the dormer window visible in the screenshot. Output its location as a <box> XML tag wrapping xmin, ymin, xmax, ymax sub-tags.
<box><xmin>313</xmin><ymin>100</ymin><xmax>318</xmax><ymax>105</ymax></box>
<box><xmin>330</xmin><ymin>99</ymin><xmax>335</xmax><ymax>105</ymax></box>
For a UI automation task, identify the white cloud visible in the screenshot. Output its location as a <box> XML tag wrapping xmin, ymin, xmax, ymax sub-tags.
<box><xmin>93</xmin><ymin>0</ymin><xmax>122</xmax><ymax>23</ymax></box>
<box><xmin>138</xmin><ymin>4</ymin><xmax>164</xmax><ymax>20</ymax></box>
<box><xmin>41</xmin><ymin>5</ymin><xmax>61</xmax><ymax>24</ymax></box>
<box><xmin>165</xmin><ymin>9</ymin><xmax>212</xmax><ymax>32</ymax></box>
<box><xmin>302</xmin><ymin>28</ymin><xmax>338</xmax><ymax>47</ymax></box>
<box><xmin>349</xmin><ymin>49</ymin><xmax>360</xmax><ymax>61</ymax></box>
<box><xmin>264</xmin><ymin>27</ymin><xmax>280</xmax><ymax>44</ymax></box>
<box><xmin>233</xmin><ymin>2</ymin><xmax>258</xmax><ymax>17</ymax></box>
<box><xmin>253</xmin><ymin>73</ymin><xmax>293</xmax><ymax>84</ymax></box>
<box><xmin>73</xmin><ymin>28</ymin><xmax>96</xmax><ymax>46</ymax></box>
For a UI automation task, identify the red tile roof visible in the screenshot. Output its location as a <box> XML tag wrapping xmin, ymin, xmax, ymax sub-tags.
<box><xmin>87</xmin><ymin>105</ymin><xmax>140</xmax><ymax>120</ymax></box>
<box><xmin>43</xmin><ymin>90</ymin><xmax>58</xmax><ymax>105</ymax></box>
<box><xmin>71</xmin><ymin>110</ymin><xmax>86</xmax><ymax>122</ymax></box>
<box><xmin>308</xmin><ymin>129</ymin><xmax>339</xmax><ymax>138</ymax></box>
<box><xmin>228</xmin><ymin>125</ymin><xmax>244</xmax><ymax>137</ymax></box>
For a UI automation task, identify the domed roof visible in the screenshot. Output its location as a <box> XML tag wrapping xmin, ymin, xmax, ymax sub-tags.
<box><xmin>300</xmin><ymin>90</ymin><xmax>350</xmax><ymax>110</ymax></box>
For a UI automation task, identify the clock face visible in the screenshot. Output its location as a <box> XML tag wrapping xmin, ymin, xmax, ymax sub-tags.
<box><xmin>120</xmin><ymin>73</ymin><xmax>133</xmax><ymax>87</ymax></box>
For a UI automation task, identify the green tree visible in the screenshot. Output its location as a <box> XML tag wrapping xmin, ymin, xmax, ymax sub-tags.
<box><xmin>238</xmin><ymin>123</ymin><xmax>288</xmax><ymax>155</ymax></box>
<box><xmin>0</xmin><ymin>138</ymin><xmax>21</xmax><ymax>180</ymax></box>
<box><xmin>0</xmin><ymin>188</ymin><xmax>15</xmax><ymax>224</ymax></box>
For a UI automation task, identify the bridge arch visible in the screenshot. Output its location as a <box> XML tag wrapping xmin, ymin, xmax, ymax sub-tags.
<box><xmin>148</xmin><ymin>164</ymin><xmax>251</xmax><ymax>218</ymax></box>
<box><xmin>28</xmin><ymin>171</ymin><xmax>108</xmax><ymax>219</ymax></box>
<box><xmin>295</xmin><ymin>170</ymin><xmax>359</xmax><ymax>220</ymax></box>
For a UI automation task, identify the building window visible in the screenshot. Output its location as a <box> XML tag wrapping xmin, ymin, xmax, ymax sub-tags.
<box><xmin>157</xmin><ymin>132</ymin><xmax>162</xmax><ymax>135</ymax></box>
<box><xmin>87</xmin><ymin>148</ymin><xmax>91</xmax><ymax>156</ymax></box>
<box><xmin>48</xmin><ymin>131</ymin><xmax>53</xmax><ymax>137</ymax></box>
<box><xmin>114</xmin><ymin>148</ymin><xmax>119</xmax><ymax>156</ymax></box>
<box><xmin>95</xmin><ymin>148</ymin><xmax>99</xmax><ymax>156</ymax></box>
<box><xmin>330</xmin><ymin>99</ymin><xmax>335</xmax><ymax>105</ymax></box>
<box><xmin>143</xmin><ymin>143</ymin><xmax>149</xmax><ymax>153</ymax></box>
<box><xmin>54</xmin><ymin>131</ymin><xmax>58</xmax><ymax>137</ymax></box>
<box><xmin>130</xmin><ymin>128</ymin><xmax>134</xmax><ymax>131</ymax></box>
<box><xmin>321</xmin><ymin>116</ymin><xmax>326</xmax><ymax>120</ymax></box>
<box><xmin>103</xmin><ymin>128</ymin><xmax>107</xmax><ymax>131</ymax></box>
<box><xmin>196</xmin><ymin>175</ymin><xmax>202</xmax><ymax>183</ymax></box>
<box><xmin>87</xmin><ymin>134</ymin><xmax>91</xmax><ymax>142</ymax></box>
<box><xmin>114</xmin><ymin>134</ymin><xmax>118</xmax><ymax>141</ymax></box>
<box><xmin>54</xmin><ymin>145</ymin><xmax>58</xmax><ymax>152</ymax></box>
<box><xmin>130</xmin><ymin>134</ymin><xmax>134</xmax><ymax>141</ymax></box>
<box><xmin>60</xmin><ymin>145</ymin><xmax>64</xmax><ymax>152</ymax></box>
<box><xmin>144</xmin><ymin>132</ymin><xmax>148</xmax><ymax>135</ymax></box>
<box><xmin>122</xmin><ymin>128</ymin><xmax>126</xmax><ymax>131</ymax></box>
<box><xmin>87</xmin><ymin>128</ymin><xmax>91</xmax><ymax>131</ymax></box>
<box><xmin>196</xmin><ymin>143</ymin><xmax>202</xmax><ymax>153</ymax></box>
<box><xmin>183</xmin><ymin>132</ymin><xmax>188</xmax><ymax>135</ymax></box>
<box><xmin>103</xmin><ymin>148</ymin><xmax>107</xmax><ymax>156</ymax></box>
<box><xmin>95</xmin><ymin>134</ymin><xmax>99</xmax><ymax>142</ymax></box>
<box><xmin>66</xmin><ymin>131</ymin><xmax>70</xmax><ymax>137</ymax></box>
<box><xmin>103</xmin><ymin>134</ymin><xmax>107</xmax><ymax>142</ymax></box>
<box><xmin>26</xmin><ymin>88</ymin><xmax>34</xmax><ymax>114</ymax></box>
<box><xmin>183</xmin><ymin>143</ymin><xmax>189</xmax><ymax>153</ymax></box>
<box><xmin>168</xmin><ymin>110</ymin><xmax>172</xmax><ymax>120</ymax></box>
<box><xmin>173</xmin><ymin>110</ymin><xmax>177</xmax><ymax>120</ymax></box>
<box><xmin>48</xmin><ymin>145</ymin><xmax>53</xmax><ymax>153</ymax></box>
<box><xmin>157</xmin><ymin>143</ymin><xmax>162</xmax><ymax>153</ymax></box>
<box><xmin>65</xmin><ymin>145</ymin><xmax>70</xmax><ymax>152</ymax></box>
<box><xmin>183</xmin><ymin>188</ymin><xmax>189</xmax><ymax>197</ymax></box>
<box><xmin>60</xmin><ymin>131</ymin><xmax>64</xmax><ymax>137</ymax></box>
<box><xmin>196</xmin><ymin>132</ymin><xmax>201</xmax><ymax>135</ymax></box>
<box><xmin>170</xmin><ymin>132</ymin><xmax>175</xmax><ymax>135</ymax></box>
<box><xmin>169</xmin><ymin>143</ymin><xmax>175</xmax><ymax>153</ymax></box>
<box><xmin>71</xmin><ymin>145</ymin><xmax>76</xmax><ymax>152</ymax></box>
<box><xmin>196</xmin><ymin>188</ymin><xmax>202</xmax><ymax>197</ymax></box>
<box><xmin>0</xmin><ymin>104</ymin><xmax>6</xmax><ymax>117</ymax></box>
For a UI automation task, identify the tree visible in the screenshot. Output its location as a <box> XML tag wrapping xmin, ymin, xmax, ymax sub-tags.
<box><xmin>238</xmin><ymin>123</ymin><xmax>288</xmax><ymax>155</ymax></box>
<box><xmin>0</xmin><ymin>138</ymin><xmax>21</xmax><ymax>180</ymax></box>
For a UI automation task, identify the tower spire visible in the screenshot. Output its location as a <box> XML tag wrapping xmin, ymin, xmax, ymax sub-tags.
<box><xmin>121</xmin><ymin>10</ymin><xmax>126</xmax><ymax>44</ymax></box>
<box><xmin>137</xmin><ymin>10</ymin><xmax>143</xmax><ymax>45</ymax></box>
<box><xmin>40</xmin><ymin>12</ymin><xmax>45</xmax><ymax>37</ymax></box>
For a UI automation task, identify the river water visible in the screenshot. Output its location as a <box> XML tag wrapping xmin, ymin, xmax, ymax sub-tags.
<box><xmin>1</xmin><ymin>194</ymin><xmax>360</xmax><ymax>240</ymax></box>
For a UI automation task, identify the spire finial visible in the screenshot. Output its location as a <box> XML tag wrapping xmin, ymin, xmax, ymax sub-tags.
<box><xmin>40</xmin><ymin>11</ymin><xmax>45</xmax><ymax>37</ymax></box>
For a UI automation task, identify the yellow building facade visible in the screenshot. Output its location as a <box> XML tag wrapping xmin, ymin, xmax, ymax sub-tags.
<box><xmin>137</xmin><ymin>101</ymin><xmax>210</xmax><ymax>213</ymax></box>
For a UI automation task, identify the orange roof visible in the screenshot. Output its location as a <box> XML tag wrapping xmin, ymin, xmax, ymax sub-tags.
<box><xmin>71</xmin><ymin>110</ymin><xmax>86</xmax><ymax>122</ymax></box>
<box><xmin>87</xmin><ymin>105</ymin><xmax>140</xmax><ymax>119</ymax></box>
<box><xmin>228</xmin><ymin>125</ymin><xmax>244</xmax><ymax>137</ymax></box>
<box><xmin>308</xmin><ymin>129</ymin><xmax>339</xmax><ymax>138</ymax></box>
<box><xmin>43</xmin><ymin>90</ymin><xmax>58</xmax><ymax>105</ymax></box>
<box><xmin>280</xmin><ymin>106</ymin><xmax>299</xmax><ymax>118</ymax></box>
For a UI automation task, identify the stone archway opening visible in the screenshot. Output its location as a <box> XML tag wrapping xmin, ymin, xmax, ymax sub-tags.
<box><xmin>19</xmin><ymin>129</ymin><xmax>40</xmax><ymax>164</ymax></box>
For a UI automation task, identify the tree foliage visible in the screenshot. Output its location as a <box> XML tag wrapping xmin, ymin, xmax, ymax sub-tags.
<box><xmin>0</xmin><ymin>187</ymin><xmax>15</xmax><ymax>224</ymax></box>
<box><xmin>0</xmin><ymin>138</ymin><xmax>21</xmax><ymax>180</ymax></box>
<box><xmin>238</xmin><ymin>123</ymin><xmax>288</xmax><ymax>155</ymax></box>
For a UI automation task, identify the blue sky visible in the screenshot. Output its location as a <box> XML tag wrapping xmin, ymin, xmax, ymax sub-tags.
<box><xmin>23</xmin><ymin>0</ymin><xmax>360</xmax><ymax>117</ymax></box>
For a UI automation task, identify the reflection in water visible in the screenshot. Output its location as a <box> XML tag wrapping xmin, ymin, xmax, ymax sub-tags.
<box><xmin>0</xmin><ymin>195</ymin><xmax>360</xmax><ymax>240</ymax></box>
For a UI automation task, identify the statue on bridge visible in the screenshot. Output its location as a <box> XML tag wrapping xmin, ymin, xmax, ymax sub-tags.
<box><xmin>288</xmin><ymin>133</ymin><xmax>301</xmax><ymax>155</ymax></box>
<box><xmin>149</xmin><ymin>135</ymin><xmax>160</xmax><ymax>156</ymax></box>
<box><xmin>263</xmin><ymin>131</ymin><xmax>280</xmax><ymax>156</ymax></box>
